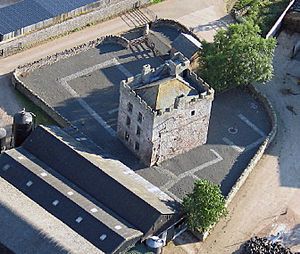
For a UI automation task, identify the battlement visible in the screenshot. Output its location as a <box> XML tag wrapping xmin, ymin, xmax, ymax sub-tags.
<box><xmin>120</xmin><ymin>81</ymin><xmax>155</xmax><ymax>116</ymax></box>
<box><xmin>120</xmin><ymin>52</ymin><xmax>214</xmax><ymax>118</ymax></box>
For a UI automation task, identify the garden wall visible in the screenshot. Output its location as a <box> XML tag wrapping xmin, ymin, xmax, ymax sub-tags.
<box><xmin>0</xmin><ymin>0</ymin><xmax>149</xmax><ymax>58</ymax></box>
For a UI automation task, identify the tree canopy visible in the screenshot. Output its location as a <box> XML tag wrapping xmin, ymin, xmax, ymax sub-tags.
<box><xmin>183</xmin><ymin>179</ymin><xmax>227</xmax><ymax>233</ymax></box>
<box><xmin>199</xmin><ymin>21</ymin><xmax>276</xmax><ymax>92</ymax></box>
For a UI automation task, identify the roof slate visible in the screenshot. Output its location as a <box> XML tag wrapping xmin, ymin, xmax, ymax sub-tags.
<box><xmin>135</xmin><ymin>77</ymin><xmax>198</xmax><ymax>110</ymax></box>
<box><xmin>0</xmin><ymin>149</ymin><xmax>142</xmax><ymax>253</ymax></box>
<box><xmin>22</xmin><ymin>125</ymin><xmax>176</xmax><ymax>235</ymax></box>
<box><xmin>0</xmin><ymin>0</ymin><xmax>98</xmax><ymax>35</ymax></box>
<box><xmin>171</xmin><ymin>33</ymin><xmax>202</xmax><ymax>59</ymax></box>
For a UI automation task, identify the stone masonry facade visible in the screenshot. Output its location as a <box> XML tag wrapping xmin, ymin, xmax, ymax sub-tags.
<box><xmin>117</xmin><ymin>53</ymin><xmax>214</xmax><ymax>166</ymax></box>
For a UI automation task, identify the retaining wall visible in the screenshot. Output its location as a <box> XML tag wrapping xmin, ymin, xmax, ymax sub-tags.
<box><xmin>225</xmin><ymin>85</ymin><xmax>277</xmax><ymax>205</ymax></box>
<box><xmin>193</xmin><ymin>84</ymin><xmax>277</xmax><ymax>241</ymax></box>
<box><xmin>0</xmin><ymin>0</ymin><xmax>149</xmax><ymax>58</ymax></box>
<box><xmin>152</xmin><ymin>19</ymin><xmax>200</xmax><ymax>42</ymax></box>
<box><xmin>12</xmin><ymin>35</ymin><xmax>129</xmax><ymax>127</ymax></box>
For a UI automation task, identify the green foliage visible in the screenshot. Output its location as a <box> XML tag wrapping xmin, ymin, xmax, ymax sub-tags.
<box><xmin>199</xmin><ymin>21</ymin><xmax>276</xmax><ymax>92</ymax></box>
<box><xmin>234</xmin><ymin>0</ymin><xmax>290</xmax><ymax>36</ymax></box>
<box><xmin>151</xmin><ymin>0</ymin><xmax>163</xmax><ymax>3</ymax></box>
<box><xmin>183</xmin><ymin>179</ymin><xmax>227</xmax><ymax>233</ymax></box>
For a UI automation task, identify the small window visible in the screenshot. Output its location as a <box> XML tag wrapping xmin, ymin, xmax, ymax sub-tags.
<box><xmin>127</xmin><ymin>102</ymin><xmax>133</xmax><ymax>113</ymax></box>
<box><xmin>125</xmin><ymin>131</ymin><xmax>130</xmax><ymax>141</ymax></box>
<box><xmin>99</xmin><ymin>234</ymin><xmax>107</xmax><ymax>241</ymax></box>
<box><xmin>76</xmin><ymin>217</ymin><xmax>83</xmax><ymax>223</ymax></box>
<box><xmin>191</xmin><ymin>110</ymin><xmax>195</xmax><ymax>116</ymax></box>
<box><xmin>135</xmin><ymin>142</ymin><xmax>140</xmax><ymax>151</ymax></box>
<box><xmin>138</xmin><ymin>112</ymin><xmax>143</xmax><ymax>123</ymax></box>
<box><xmin>126</xmin><ymin>116</ymin><xmax>131</xmax><ymax>127</ymax></box>
<box><xmin>52</xmin><ymin>200</ymin><xmax>59</xmax><ymax>206</ymax></box>
<box><xmin>26</xmin><ymin>181</ymin><xmax>33</xmax><ymax>187</ymax></box>
<box><xmin>136</xmin><ymin>126</ymin><xmax>141</xmax><ymax>136</ymax></box>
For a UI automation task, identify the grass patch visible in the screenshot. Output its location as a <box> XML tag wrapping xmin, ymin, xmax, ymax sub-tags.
<box><xmin>233</xmin><ymin>0</ymin><xmax>291</xmax><ymax>36</ymax></box>
<box><xmin>151</xmin><ymin>0</ymin><xmax>163</xmax><ymax>3</ymax></box>
<box><xmin>15</xmin><ymin>90</ymin><xmax>56</xmax><ymax>126</ymax></box>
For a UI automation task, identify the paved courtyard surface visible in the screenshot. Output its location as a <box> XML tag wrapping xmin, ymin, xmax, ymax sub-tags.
<box><xmin>20</xmin><ymin>37</ymin><xmax>271</xmax><ymax>202</ymax></box>
<box><xmin>164</xmin><ymin>31</ymin><xmax>300</xmax><ymax>254</ymax></box>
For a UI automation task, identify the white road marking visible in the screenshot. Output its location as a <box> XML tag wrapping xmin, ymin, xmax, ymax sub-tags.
<box><xmin>58</xmin><ymin>58</ymin><xmax>133</xmax><ymax>137</ymax></box>
<box><xmin>108</xmin><ymin>108</ymin><xmax>119</xmax><ymax>114</ymax></box>
<box><xmin>238</xmin><ymin>113</ymin><xmax>266</xmax><ymax>137</ymax></box>
<box><xmin>245</xmin><ymin>137</ymin><xmax>266</xmax><ymax>151</ymax></box>
<box><xmin>60</xmin><ymin>79</ymin><xmax>116</xmax><ymax>137</ymax></box>
<box><xmin>114</xmin><ymin>59</ymin><xmax>133</xmax><ymax>78</ymax></box>
<box><xmin>162</xmin><ymin>149</ymin><xmax>223</xmax><ymax>191</ymax></box>
<box><xmin>222</xmin><ymin>137</ymin><xmax>245</xmax><ymax>153</ymax></box>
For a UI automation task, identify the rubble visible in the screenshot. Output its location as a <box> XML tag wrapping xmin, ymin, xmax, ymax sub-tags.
<box><xmin>243</xmin><ymin>236</ymin><xmax>293</xmax><ymax>254</ymax></box>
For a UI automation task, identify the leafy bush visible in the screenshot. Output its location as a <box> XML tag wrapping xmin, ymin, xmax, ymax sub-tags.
<box><xmin>183</xmin><ymin>179</ymin><xmax>227</xmax><ymax>233</ymax></box>
<box><xmin>199</xmin><ymin>21</ymin><xmax>276</xmax><ymax>92</ymax></box>
<box><xmin>233</xmin><ymin>0</ymin><xmax>291</xmax><ymax>36</ymax></box>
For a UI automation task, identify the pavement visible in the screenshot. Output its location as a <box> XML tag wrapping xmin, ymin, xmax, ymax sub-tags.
<box><xmin>163</xmin><ymin>31</ymin><xmax>300</xmax><ymax>254</ymax></box>
<box><xmin>0</xmin><ymin>0</ymin><xmax>232</xmax><ymax>75</ymax></box>
<box><xmin>0</xmin><ymin>1</ymin><xmax>233</xmax><ymax>253</ymax></box>
<box><xmin>19</xmin><ymin>34</ymin><xmax>271</xmax><ymax>201</ymax></box>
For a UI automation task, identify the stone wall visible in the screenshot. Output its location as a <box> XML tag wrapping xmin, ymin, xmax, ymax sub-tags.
<box><xmin>194</xmin><ymin>84</ymin><xmax>278</xmax><ymax>241</ymax></box>
<box><xmin>0</xmin><ymin>0</ymin><xmax>149</xmax><ymax>58</ymax></box>
<box><xmin>225</xmin><ymin>84</ymin><xmax>277</xmax><ymax>205</ymax></box>
<box><xmin>152</xmin><ymin>19</ymin><xmax>199</xmax><ymax>42</ymax></box>
<box><xmin>12</xmin><ymin>35</ymin><xmax>129</xmax><ymax>128</ymax></box>
<box><xmin>152</xmin><ymin>96</ymin><xmax>213</xmax><ymax>165</ymax></box>
<box><xmin>11</xmin><ymin>73</ymin><xmax>71</xmax><ymax>128</ymax></box>
<box><xmin>117</xmin><ymin>81</ymin><xmax>155</xmax><ymax>165</ymax></box>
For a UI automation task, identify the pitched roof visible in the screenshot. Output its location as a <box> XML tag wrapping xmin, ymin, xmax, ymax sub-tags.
<box><xmin>171</xmin><ymin>33</ymin><xmax>202</xmax><ymax>59</ymax></box>
<box><xmin>135</xmin><ymin>77</ymin><xmax>198</xmax><ymax>110</ymax></box>
<box><xmin>22</xmin><ymin>126</ymin><xmax>176</xmax><ymax>234</ymax></box>
<box><xmin>147</xmin><ymin>30</ymin><xmax>172</xmax><ymax>55</ymax></box>
<box><xmin>0</xmin><ymin>0</ymin><xmax>97</xmax><ymax>35</ymax></box>
<box><xmin>0</xmin><ymin>148</ymin><xmax>142</xmax><ymax>253</ymax></box>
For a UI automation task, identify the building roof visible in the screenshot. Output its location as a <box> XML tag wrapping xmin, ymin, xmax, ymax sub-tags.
<box><xmin>22</xmin><ymin>126</ymin><xmax>176</xmax><ymax>234</ymax></box>
<box><xmin>135</xmin><ymin>77</ymin><xmax>198</xmax><ymax>110</ymax></box>
<box><xmin>171</xmin><ymin>33</ymin><xmax>202</xmax><ymax>59</ymax></box>
<box><xmin>147</xmin><ymin>30</ymin><xmax>172</xmax><ymax>55</ymax></box>
<box><xmin>0</xmin><ymin>0</ymin><xmax>98</xmax><ymax>35</ymax></box>
<box><xmin>0</xmin><ymin>148</ymin><xmax>142</xmax><ymax>253</ymax></box>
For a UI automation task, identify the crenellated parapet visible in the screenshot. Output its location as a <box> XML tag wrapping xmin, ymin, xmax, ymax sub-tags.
<box><xmin>119</xmin><ymin>52</ymin><xmax>214</xmax><ymax>119</ymax></box>
<box><xmin>120</xmin><ymin>81</ymin><xmax>155</xmax><ymax>116</ymax></box>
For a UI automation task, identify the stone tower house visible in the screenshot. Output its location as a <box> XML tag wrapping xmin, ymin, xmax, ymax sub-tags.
<box><xmin>117</xmin><ymin>53</ymin><xmax>214</xmax><ymax>166</ymax></box>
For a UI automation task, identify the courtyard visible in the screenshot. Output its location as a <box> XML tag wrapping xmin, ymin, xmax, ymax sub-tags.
<box><xmin>18</xmin><ymin>28</ymin><xmax>271</xmax><ymax>202</ymax></box>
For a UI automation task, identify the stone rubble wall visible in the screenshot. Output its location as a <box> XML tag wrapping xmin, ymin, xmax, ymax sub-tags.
<box><xmin>225</xmin><ymin>85</ymin><xmax>277</xmax><ymax>205</ymax></box>
<box><xmin>0</xmin><ymin>0</ymin><xmax>149</xmax><ymax>58</ymax></box>
<box><xmin>12</xmin><ymin>35</ymin><xmax>129</xmax><ymax>128</ymax></box>
<box><xmin>152</xmin><ymin>19</ymin><xmax>200</xmax><ymax>42</ymax></box>
<box><xmin>193</xmin><ymin>84</ymin><xmax>278</xmax><ymax>241</ymax></box>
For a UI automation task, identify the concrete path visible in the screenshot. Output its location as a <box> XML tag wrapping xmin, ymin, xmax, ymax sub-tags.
<box><xmin>164</xmin><ymin>31</ymin><xmax>300</xmax><ymax>254</ymax></box>
<box><xmin>0</xmin><ymin>0</ymin><xmax>230</xmax><ymax>75</ymax></box>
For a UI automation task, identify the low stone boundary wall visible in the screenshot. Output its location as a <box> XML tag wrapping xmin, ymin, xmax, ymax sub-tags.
<box><xmin>16</xmin><ymin>35</ymin><xmax>129</xmax><ymax>73</ymax></box>
<box><xmin>12</xmin><ymin>74</ymin><xmax>71</xmax><ymax>128</ymax></box>
<box><xmin>0</xmin><ymin>0</ymin><xmax>149</xmax><ymax>58</ymax></box>
<box><xmin>152</xmin><ymin>19</ymin><xmax>200</xmax><ymax>42</ymax></box>
<box><xmin>225</xmin><ymin>85</ymin><xmax>277</xmax><ymax>205</ymax></box>
<box><xmin>193</xmin><ymin>84</ymin><xmax>277</xmax><ymax>241</ymax></box>
<box><xmin>13</xmin><ymin>35</ymin><xmax>129</xmax><ymax>127</ymax></box>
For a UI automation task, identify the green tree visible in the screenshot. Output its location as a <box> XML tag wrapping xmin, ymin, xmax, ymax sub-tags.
<box><xmin>199</xmin><ymin>21</ymin><xmax>276</xmax><ymax>92</ymax></box>
<box><xmin>183</xmin><ymin>179</ymin><xmax>227</xmax><ymax>232</ymax></box>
